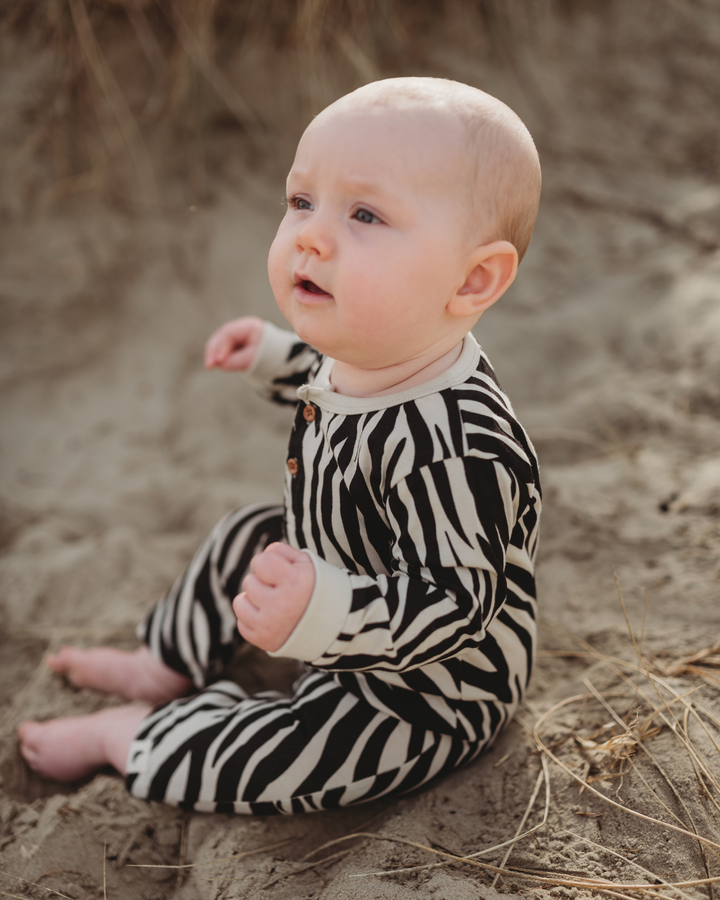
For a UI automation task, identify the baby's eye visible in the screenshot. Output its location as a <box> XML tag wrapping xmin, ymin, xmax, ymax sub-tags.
<box><xmin>352</xmin><ymin>207</ymin><xmax>381</xmax><ymax>225</ymax></box>
<box><xmin>288</xmin><ymin>196</ymin><xmax>313</xmax><ymax>211</ymax></box>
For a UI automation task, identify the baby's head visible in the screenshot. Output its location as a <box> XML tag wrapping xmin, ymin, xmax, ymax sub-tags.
<box><xmin>269</xmin><ymin>77</ymin><xmax>541</xmax><ymax>372</ymax></box>
<box><xmin>325</xmin><ymin>78</ymin><xmax>541</xmax><ymax>262</ymax></box>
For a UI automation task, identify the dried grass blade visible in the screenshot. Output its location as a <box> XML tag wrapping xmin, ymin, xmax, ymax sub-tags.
<box><xmin>126</xmin><ymin>837</ymin><xmax>294</xmax><ymax>868</ymax></box>
<box><xmin>175</xmin><ymin>813</ymin><xmax>189</xmax><ymax>891</ymax></box>
<box><xmin>534</xmin><ymin>695</ymin><xmax>720</xmax><ymax>855</ymax></box>
<box><xmin>300</xmin><ymin>809</ymin><xmax>388</xmax><ymax>861</ymax></box>
<box><xmin>584</xmin><ymin>678</ymin><xmax>705</xmax><ymax>834</ymax></box>
<box><xmin>66</xmin><ymin>0</ymin><xmax>158</xmax><ymax>202</ymax></box>
<box><xmin>168</xmin><ymin>3</ymin><xmax>262</xmax><ymax>135</ymax></box>
<box><xmin>682</xmin><ymin>705</ymin><xmax>720</xmax><ymax>818</ymax></box>
<box><xmin>351</xmin><ymin>846</ymin><xmax>705</xmax><ymax>899</ymax></box>
<box><xmin>255</xmin><ymin>848</ymin><xmax>353</xmax><ymax>890</ymax></box>
<box><xmin>341</xmin><ymin>828</ymin><xmax>720</xmax><ymax>897</ymax></box>
<box><xmin>614</xmin><ymin>571</ymin><xmax>677</xmax><ymax>728</ymax></box>
<box><xmin>561</xmin><ymin>829</ymin><xmax>694</xmax><ymax>900</ymax></box>
<box><xmin>604</xmin><ymin>665</ymin><xmax>720</xmax><ymax>798</ymax></box>
<box><xmin>0</xmin><ymin>870</ymin><xmax>75</xmax><ymax>900</ymax></box>
<box><xmin>125</xmin><ymin>0</ymin><xmax>171</xmax><ymax>82</ymax></box>
<box><xmin>545</xmin><ymin>628</ymin><xmax>720</xmax><ymax>799</ymax></box>
<box><xmin>306</xmin><ymin>759</ymin><xmax>550</xmax><ymax>882</ymax></box>
<box><xmin>490</xmin><ymin>763</ymin><xmax>546</xmax><ymax>887</ymax></box>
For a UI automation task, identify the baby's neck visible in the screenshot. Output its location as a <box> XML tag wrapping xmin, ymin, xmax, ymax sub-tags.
<box><xmin>330</xmin><ymin>341</ymin><xmax>465</xmax><ymax>398</ymax></box>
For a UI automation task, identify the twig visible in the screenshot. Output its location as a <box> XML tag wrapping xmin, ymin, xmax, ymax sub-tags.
<box><xmin>254</xmin><ymin>848</ymin><xmax>353</xmax><ymax>891</ymax></box>
<box><xmin>682</xmin><ymin>705</ymin><xmax>720</xmax><ymax>818</ymax></box>
<box><xmin>561</xmin><ymin>830</ymin><xmax>695</xmax><ymax>900</ymax></box>
<box><xmin>300</xmin><ymin>808</ymin><xmax>395</xmax><ymax>861</ymax></box>
<box><xmin>534</xmin><ymin>694</ymin><xmax>720</xmax><ymax>855</ymax></box>
<box><xmin>304</xmin><ymin>758</ymin><xmax>551</xmax><ymax>874</ymax></box>
<box><xmin>66</xmin><ymin>0</ymin><xmax>158</xmax><ymax>203</ymax></box>
<box><xmin>347</xmin><ymin>832</ymin><xmax>720</xmax><ymax>896</ymax></box>
<box><xmin>125</xmin><ymin>837</ymin><xmax>295</xmax><ymax>869</ymax></box>
<box><xmin>165</xmin><ymin>3</ymin><xmax>262</xmax><ymax>136</ymax></box>
<box><xmin>491</xmin><ymin>761</ymin><xmax>547</xmax><ymax>888</ymax></box>
<box><xmin>614</xmin><ymin>572</ymin><xmax>678</xmax><ymax>731</ymax></box>
<box><xmin>0</xmin><ymin>870</ymin><xmax>75</xmax><ymax>900</ymax></box>
<box><xmin>175</xmin><ymin>813</ymin><xmax>189</xmax><ymax>891</ymax></box>
<box><xmin>587</xmin><ymin>675</ymin><xmax>720</xmax><ymax>894</ymax></box>
<box><xmin>540</xmin><ymin>634</ymin><xmax>720</xmax><ymax>794</ymax></box>
<box><xmin>603</xmin><ymin>665</ymin><xmax>720</xmax><ymax>799</ymax></box>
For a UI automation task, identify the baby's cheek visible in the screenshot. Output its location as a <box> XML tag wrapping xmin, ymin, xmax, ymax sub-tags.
<box><xmin>267</xmin><ymin>228</ymin><xmax>291</xmax><ymax>296</ymax></box>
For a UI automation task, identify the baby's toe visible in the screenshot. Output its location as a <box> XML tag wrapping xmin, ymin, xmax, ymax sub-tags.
<box><xmin>47</xmin><ymin>645</ymin><xmax>75</xmax><ymax>673</ymax></box>
<box><xmin>17</xmin><ymin>721</ymin><xmax>43</xmax><ymax>766</ymax></box>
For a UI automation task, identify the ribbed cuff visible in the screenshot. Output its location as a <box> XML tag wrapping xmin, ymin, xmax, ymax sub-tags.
<box><xmin>268</xmin><ymin>551</ymin><xmax>352</xmax><ymax>662</ymax></box>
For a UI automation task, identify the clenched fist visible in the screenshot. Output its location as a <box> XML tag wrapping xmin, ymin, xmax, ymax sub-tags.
<box><xmin>233</xmin><ymin>543</ymin><xmax>316</xmax><ymax>652</ymax></box>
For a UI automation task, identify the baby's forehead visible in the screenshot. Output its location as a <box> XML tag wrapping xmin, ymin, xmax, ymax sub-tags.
<box><xmin>303</xmin><ymin>100</ymin><xmax>473</xmax><ymax>170</ymax></box>
<box><xmin>313</xmin><ymin>92</ymin><xmax>468</xmax><ymax>137</ymax></box>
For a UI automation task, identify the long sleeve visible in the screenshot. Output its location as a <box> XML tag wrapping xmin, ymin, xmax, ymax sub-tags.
<box><xmin>273</xmin><ymin>452</ymin><xmax>536</xmax><ymax>674</ymax></box>
<box><xmin>247</xmin><ymin>321</ymin><xmax>321</xmax><ymax>406</ymax></box>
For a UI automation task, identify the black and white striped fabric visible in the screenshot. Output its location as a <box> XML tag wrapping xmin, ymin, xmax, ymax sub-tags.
<box><xmin>127</xmin><ymin>324</ymin><xmax>541</xmax><ymax>813</ymax></box>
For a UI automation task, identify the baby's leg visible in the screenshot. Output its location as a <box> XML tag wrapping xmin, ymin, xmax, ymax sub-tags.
<box><xmin>18</xmin><ymin>705</ymin><xmax>149</xmax><ymax>782</ymax></box>
<box><xmin>125</xmin><ymin>672</ymin><xmax>476</xmax><ymax>814</ymax></box>
<box><xmin>141</xmin><ymin>504</ymin><xmax>285</xmax><ymax>688</ymax></box>
<box><xmin>45</xmin><ymin>504</ymin><xmax>285</xmax><ymax>703</ymax></box>
<box><xmin>48</xmin><ymin>646</ymin><xmax>192</xmax><ymax>704</ymax></box>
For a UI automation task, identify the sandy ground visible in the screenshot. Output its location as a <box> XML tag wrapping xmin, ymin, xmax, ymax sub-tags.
<box><xmin>1</xmin><ymin>4</ymin><xmax>720</xmax><ymax>898</ymax></box>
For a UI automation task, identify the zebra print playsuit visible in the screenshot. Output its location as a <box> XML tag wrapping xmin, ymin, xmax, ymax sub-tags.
<box><xmin>126</xmin><ymin>324</ymin><xmax>541</xmax><ymax>814</ymax></box>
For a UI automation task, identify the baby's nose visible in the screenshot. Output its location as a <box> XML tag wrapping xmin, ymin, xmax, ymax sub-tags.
<box><xmin>295</xmin><ymin>214</ymin><xmax>334</xmax><ymax>258</ymax></box>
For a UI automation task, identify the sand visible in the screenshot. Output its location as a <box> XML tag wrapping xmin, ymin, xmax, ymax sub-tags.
<box><xmin>1</xmin><ymin>3</ymin><xmax>720</xmax><ymax>897</ymax></box>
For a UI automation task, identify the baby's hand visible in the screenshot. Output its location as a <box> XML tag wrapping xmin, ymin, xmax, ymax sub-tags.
<box><xmin>204</xmin><ymin>316</ymin><xmax>264</xmax><ymax>371</ymax></box>
<box><xmin>233</xmin><ymin>543</ymin><xmax>315</xmax><ymax>652</ymax></box>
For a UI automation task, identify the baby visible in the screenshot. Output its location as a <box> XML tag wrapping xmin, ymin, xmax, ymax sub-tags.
<box><xmin>18</xmin><ymin>76</ymin><xmax>542</xmax><ymax>815</ymax></box>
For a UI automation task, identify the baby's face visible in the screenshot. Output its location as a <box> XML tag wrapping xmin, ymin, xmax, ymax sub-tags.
<box><xmin>268</xmin><ymin>105</ymin><xmax>477</xmax><ymax>370</ymax></box>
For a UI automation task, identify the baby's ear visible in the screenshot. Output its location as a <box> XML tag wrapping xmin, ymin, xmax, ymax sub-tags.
<box><xmin>448</xmin><ymin>241</ymin><xmax>518</xmax><ymax>319</ymax></box>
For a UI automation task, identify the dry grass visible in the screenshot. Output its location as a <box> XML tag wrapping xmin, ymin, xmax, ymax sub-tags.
<box><xmin>0</xmin><ymin>0</ymin><xmax>535</xmax><ymax>210</ymax></box>
<box><xmin>313</xmin><ymin>644</ymin><xmax>720</xmax><ymax>898</ymax></box>
<box><xmin>3</xmin><ymin>548</ymin><xmax>718</xmax><ymax>897</ymax></box>
<box><xmin>20</xmin><ymin>627</ymin><xmax>711</xmax><ymax>898</ymax></box>
<box><xmin>252</xmin><ymin>598</ymin><xmax>720</xmax><ymax>898</ymax></box>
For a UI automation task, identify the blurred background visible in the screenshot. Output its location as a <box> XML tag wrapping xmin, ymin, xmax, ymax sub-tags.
<box><xmin>2</xmin><ymin>0</ymin><xmax>718</xmax><ymax>615</ymax></box>
<box><xmin>1</xmin><ymin>2</ymin><xmax>720</xmax><ymax>893</ymax></box>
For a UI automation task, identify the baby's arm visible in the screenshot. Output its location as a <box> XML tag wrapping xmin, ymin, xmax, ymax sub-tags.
<box><xmin>233</xmin><ymin>543</ymin><xmax>315</xmax><ymax>651</ymax></box>
<box><xmin>204</xmin><ymin>316</ymin><xmax>265</xmax><ymax>371</ymax></box>
<box><xmin>269</xmin><ymin>451</ymin><xmax>539</xmax><ymax>672</ymax></box>
<box><xmin>206</xmin><ymin>317</ymin><xmax>322</xmax><ymax>405</ymax></box>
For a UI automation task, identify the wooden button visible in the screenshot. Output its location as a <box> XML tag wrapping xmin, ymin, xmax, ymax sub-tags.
<box><xmin>303</xmin><ymin>404</ymin><xmax>316</xmax><ymax>422</ymax></box>
<box><xmin>287</xmin><ymin>458</ymin><xmax>299</xmax><ymax>476</ymax></box>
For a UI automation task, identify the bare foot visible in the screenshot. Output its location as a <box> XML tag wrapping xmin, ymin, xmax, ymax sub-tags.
<box><xmin>18</xmin><ymin>705</ymin><xmax>150</xmax><ymax>781</ymax></box>
<box><xmin>47</xmin><ymin>645</ymin><xmax>193</xmax><ymax>704</ymax></box>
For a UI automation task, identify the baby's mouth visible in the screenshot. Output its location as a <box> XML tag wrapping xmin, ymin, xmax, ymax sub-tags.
<box><xmin>301</xmin><ymin>279</ymin><xmax>328</xmax><ymax>295</ymax></box>
<box><xmin>296</xmin><ymin>278</ymin><xmax>332</xmax><ymax>297</ymax></box>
